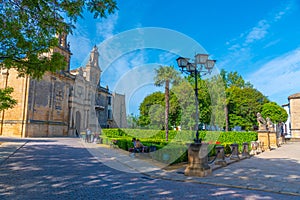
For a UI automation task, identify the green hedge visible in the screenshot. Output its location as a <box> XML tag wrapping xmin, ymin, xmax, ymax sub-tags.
<box><xmin>102</xmin><ymin>128</ymin><xmax>195</xmax><ymax>142</ymax></box>
<box><xmin>101</xmin><ymin>128</ymin><xmax>258</xmax><ymax>163</ymax></box>
<box><xmin>102</xmin><ymin>129</ymin><xmax>257</xmax><ymax>144</ymax></box>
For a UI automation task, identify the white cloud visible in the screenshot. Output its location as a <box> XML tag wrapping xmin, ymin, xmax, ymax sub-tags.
<box><xmin>220</xmin><ymin>19</ymin><xmax>271</xmax><ymax>70</ymax></box>
<box><xmin>220</xmin><ymin>2</ymin><xmax>295</xmax><ymax>71</ymax></box>
<box><xmin>263</xmin><ymin>39</ymin><xmax>281</xmax><ymax>49</ymax></box>
<box><xmin>227</xmin><ymin>44</ymin><xmax>240</xmax><ymax>51</ymax></box>
<box><xmin>245</xmin><ymin>20</ymin><xmax>270</xmax><ymax>45</ymax></box>
<box><xmin>130</xmin><ymin>51</ymin><xmax>147</xmax><ymax>67</ymax></box>
<box><xmin>96</xmin><ymin>12</ymin><xmax>119</xmax><ymax>40</ymax></box>
<box><xmin>247</xmin><ymin>48</ymin><xmax>300</xmax><ymax>104</ymax></box>
<box><xmin>101</xmin><ymin>51</ymin><xmax>147</xmax><ymax>88</ymax></box>
<box><xmin>274</xmin><ymin>1</ymin><xmax>294</xmax><ymax>22</ymax></box>
<box><xmin>158</xmin><ymin>51</ymin><xmax>177</xmax><ymax>65</ymax></box>
<box><xmin>227</xmin><ymin>0</ymin><xmax>294</xmax><ymax>50</ymax></box>
<box><xmin>111</xmin><ymin>63</ymin><xmax>162</xmax><ymax>114</ymax></box>
<box><xmin>69</xmin><ymin>11</ymin><xmax>119</xmax><ymax>69</ymax></box>
<box><xmin>243</xmin><ymin>1</ymin><xmax>293</xmax><ymax>46</ymax></box>
<box><xmin>275</xmin><ymin>11</ymin><xmax>286</xmax><ymax>21</ymax></box>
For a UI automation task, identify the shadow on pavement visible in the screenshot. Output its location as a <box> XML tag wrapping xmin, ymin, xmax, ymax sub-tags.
<box><xmin>0</xmin><ymin>138</ymin><xmax>298</xmax><ymax>199</ymax></box>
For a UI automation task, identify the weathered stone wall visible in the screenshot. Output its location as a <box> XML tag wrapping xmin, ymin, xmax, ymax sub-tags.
<box><xmin>0</xmin><ymin>68</ymin><xmax>29</xmax><ymax>137</ymax></box>
<box><xmin>0</xmin><ymin>46</ymin><xmax>127</xmax><ymax>138</ymax></box>
<box><xmin>26</xmin><ymin>72</ymin><xmax>73</xmax><ymax>137</ymax></box>
<box><xmin>289</xmin><ymin>93</ymin><xmax>300</xmax><ymax>139</ymax></box>
<box><xmin>96</xmin><ymin>87</ymin><xmax>111</xmax><ymax>128</ymax></box>
<box><xmin>0</xmin><ymin>69</ymin><xmax>73</xmax><ymax>137</ymax></box>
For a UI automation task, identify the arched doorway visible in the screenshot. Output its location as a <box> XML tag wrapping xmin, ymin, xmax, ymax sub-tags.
<box><xmin>75</xmin><ymin>111</ymin><xmax>81</xmax><ymax>136</ymax></box>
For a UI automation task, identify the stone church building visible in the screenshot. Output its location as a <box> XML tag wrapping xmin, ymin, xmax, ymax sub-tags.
<box><xmin>0</xmin><ymin>34</ymin><xmax>127</xmax><ymax>137</ymax></box>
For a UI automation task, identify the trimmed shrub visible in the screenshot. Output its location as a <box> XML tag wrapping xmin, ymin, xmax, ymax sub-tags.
<box><xmin>101</xmin><ymin>128</ymin><xmax>258</xmax><ymax>163</ymax></box>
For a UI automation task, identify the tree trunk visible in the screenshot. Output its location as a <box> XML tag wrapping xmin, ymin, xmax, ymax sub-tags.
<box><xmin>225</xmin><ymin>104</ymin><xmax>229</xmax><ymax>132</ymax></box>
<box><xmin>165</xmin><ymin>80</ymin><xmax>169</xmax><ymax>141</ymax></box>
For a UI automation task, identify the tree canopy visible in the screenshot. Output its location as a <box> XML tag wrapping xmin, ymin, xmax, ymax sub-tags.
<box><xmin>171</xmin><ymin>80</ymin><xmax>197</xmax><ymax>130</ymax></box>
<box><xmin>138</xmin><ymin>90</ymin><xmax>181</xmax><ymax>130</ymax></box>
<box><xmin>261</xmin><ymin>102</ymin><xmax>288</xmax><ymax>123</ymax></box>
<box><xmin>0</xmin><ymin>87</ymin><xmax>17</xmax><ymax>111</ymax></box>
<box><xmin>138</xmin><ymin>69</ymin><xmax>287</xmax><ymax>131</ymax></box>
<box><xmin>220</xmin><ymin>69</ymin><xmax>253</xmax><ymax>89</ymax></box>
<box><xmin>0</xmin><ymin>0</ymin><xmax>117</xmax><ymax>79</ymax></box>
<box><xmin>0</xmin><ymin>0</ymin><xmax>117</xmax><ymax>111</ymax></box>
<box><xmin>227</xmin><ymin>86</ymin><xmax>269</xmax><ymax>130</ymax></box>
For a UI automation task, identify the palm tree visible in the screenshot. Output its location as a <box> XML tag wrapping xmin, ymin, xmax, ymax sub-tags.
<box><xmin>154</xmin><ymin>66</ymin><xmax>181</xmax><ymax>141</ymax></box>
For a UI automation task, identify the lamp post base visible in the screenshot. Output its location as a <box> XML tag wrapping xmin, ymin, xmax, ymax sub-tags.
<box><xmin>184</xmin><ymin>143</ymin><xmax>212</xmax><ymax>177</ymax></box>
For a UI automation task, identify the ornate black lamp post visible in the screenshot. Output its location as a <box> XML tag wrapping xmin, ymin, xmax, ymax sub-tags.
<box><xmin>176</xmin><ymin>54</ymin><xmax>216</xmax><ymax>143</ymax></box>
<box><xmin>176</xmin><ymin>54</ymin><xmax>216</xmax><ymax>177</ymax></box>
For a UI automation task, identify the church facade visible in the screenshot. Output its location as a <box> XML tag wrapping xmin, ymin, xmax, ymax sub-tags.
<box><xmin>0</xmin><ymin>34</ymin><xmax>126</xmax><ymax>137</ymax></box>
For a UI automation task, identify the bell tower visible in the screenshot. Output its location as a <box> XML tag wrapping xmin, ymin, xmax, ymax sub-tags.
<box><xmin>54</xmin><ymin>32</ymin><xmax>72</xmax><ymax>71</ymax></box>
<box><xmin>85</xmin><ymin>45</ymin><xmax>101</xmax><ymax>85</ymax></box>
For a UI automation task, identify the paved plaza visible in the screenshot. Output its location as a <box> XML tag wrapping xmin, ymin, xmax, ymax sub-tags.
<box><xmin>0</xmin><ymin>136</ymin><xmax>299</xmax><ymax>199</ymax></box>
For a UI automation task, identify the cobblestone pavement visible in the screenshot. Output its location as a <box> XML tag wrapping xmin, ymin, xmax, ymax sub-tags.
<box><xmin>0</xmin><ymin>136</ymin><xmax>299</xmax><ymax>200</ymax></box>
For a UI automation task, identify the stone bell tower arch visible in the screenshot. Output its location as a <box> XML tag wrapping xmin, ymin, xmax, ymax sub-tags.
<box><xmin>85</xmin><ymin>45</ymin><xmax>101</xmax><ymax>85</ymax></box>
<box><xmin>54</xmin><ymin>32</ymin><xmax>72</xmax><ymax>71</ymax></box>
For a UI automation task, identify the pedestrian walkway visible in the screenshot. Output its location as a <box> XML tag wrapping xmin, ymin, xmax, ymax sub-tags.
<box><xmin>82</xmin><ymin>139</ymin><xmax>300</xmax><ymax>196</ymax></box>
<box><xmin>156</xmin><ymin>142</ymin><xmax>300</xmax><ymax>196</ymax></box>
<box><xmin>0</xmin><ymin>138</ymin><xmax>28</xmax><ymax>165</ymax></box>
<box><xmin>1</xmin><ymin>136</ymin><xmax>300</xmax><ymax>197</ymax></box>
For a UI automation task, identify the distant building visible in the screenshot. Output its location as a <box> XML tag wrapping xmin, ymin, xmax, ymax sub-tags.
<box><xmin>0</xmin><ymin>34</ymin><xmax>126</xmax><ymax>137</ymax></box>
<box><xmin>281</xmin><ymin>103</ymin><xmax>291</xmax><ymax>138</ymax></box>
<box><xmin>287</xmin><ymin>93</ymin><xmax>300</xmax><ymax>140</ymax></box>
<box><xmin>111</xmin><ymin>92</ymin><xmax>127</xmax><ymax>128</ymax></box>
<box><xmin>95</xmin><ymin>86</ymin><xmax>126</xmax><ymax>129</ymax></box>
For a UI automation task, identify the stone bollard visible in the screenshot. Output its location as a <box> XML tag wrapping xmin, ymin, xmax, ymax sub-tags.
<box><xmin>184</xmin><ymin>143</ymin><xmax>212</xmax><ymax>177</ymax></box>
<box><xmin>242</xmin><ymin>142</ymin><xmax>250</xmax><ymax>158</ymax></box>
<box><xmin>214</xmin><ymin>145</ymin><xmax>227</xmax><ymax>166</ymax></box>
<box><xmin>250</xmin><ymin>141</ymin><xmax>258</xmax><ymax>155</ymax></box>
<box><xmin>261</xmin><ymin>141</ymin><xmax>265</xmax><ymax>152</ymax></box>
<box><xmin>269</xmin><ymin>131</ymin><xmax>278</xmax><ymax>149</ymax></box>
<box><xmin>257</xmin><ymin>140</ymin><xmax>263</xmax><ymax>153</ymax></box>
<box><xmin>230</xmin><ymin>143</ymin><xmax>240</xmax><ymax>160</ymax></box>
<box><xmin>281</xmin><ymin>135</ymin><xmax>286</xmax><ymax>145</ymax></box>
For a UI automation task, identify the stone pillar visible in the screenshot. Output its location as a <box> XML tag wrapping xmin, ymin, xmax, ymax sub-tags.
<box><xmin>242</xmin><ymin>142</ymin><xmax>250</xmax><ymax>158</ymax></box>
<box><xmin>214</xmin><ymin>145</ymin><xmax>227</xmax><ymax>166</ymax></box>
<box><xmin>250</xmin><ymin>141</ymin><xmax>258</xmax><ymax>155</ymax></box>
<box><xmin>269</xmin><ymin>131</ymin><xmax>278</xmax><ymax>149</ymax></box>
<box><xmin>257</xmin><ymin>131</ymin><xmax>270</xmax><ymax>151</ymax></box>
<box><xmin>257</xmin><ymin>140</ymin><xmax>264</xmax><ymax>153</ymax></box>
<box><xmin>184</xmin><ymin>143</ymin><xmax>212</xmax><ymax>177</ymax></box>
<box><xmin>230</xmin><ymin>143</ymin><xmax>240</xmax><ymax>160</ymax></box>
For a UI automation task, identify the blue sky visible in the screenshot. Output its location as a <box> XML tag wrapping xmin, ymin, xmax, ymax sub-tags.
<box><xmin>68</xmin><ymin>0</ymin><xmax>300</xmax><ymax>115</ymax></box>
